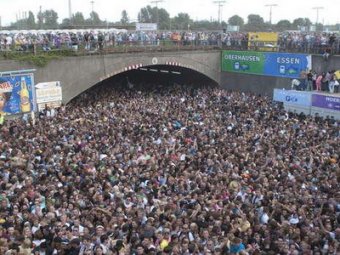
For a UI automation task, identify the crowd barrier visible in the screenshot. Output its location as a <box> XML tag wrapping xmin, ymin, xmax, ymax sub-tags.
<box><xmin>0</xmin><ymin>38</ymin><xmax>339</xmax><ymax>56</ymax></box>
<box><xmin>273</xmin><ymin>89</ymin><xmax>340</xmax><ymax>119</ymax></box>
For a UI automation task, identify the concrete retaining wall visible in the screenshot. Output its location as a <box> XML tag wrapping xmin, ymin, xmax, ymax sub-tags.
<box><xmin>220</xmin><ymin>54</ymin><xmax>340</xmax><ymax>96</ymax></box>
<box><xmin>0</xmin><ymin>52</ymin><xmax>339</xmax><ymax>102</ymax></box>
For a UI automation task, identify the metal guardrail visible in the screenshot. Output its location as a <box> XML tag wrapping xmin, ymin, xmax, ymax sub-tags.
<box><xmin>0</xmin><ymin>39</ymin><xmax>339</xmax><ymax>56</ymax></box>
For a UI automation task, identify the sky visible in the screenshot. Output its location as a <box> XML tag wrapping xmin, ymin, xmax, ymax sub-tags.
<box><xmin>0</xmin><ymin>0</ymin><xmax>339</xmax><ymax>27</ymax></box>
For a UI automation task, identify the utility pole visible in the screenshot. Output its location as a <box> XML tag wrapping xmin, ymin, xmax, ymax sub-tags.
<box><xmin>0</xmin><ymin>16</ymin><xmax>2</xmax><ymax>31</ymax></box>
<box><xmin>150</xmin><ymin>0</ymin><xmax>164</xmax><ymax>30</ymax></box>
<box><xmin>38</xmin><ymin>6</ymin><xmax>43</xmax><ymax>29</ymax></box>
<box><xmin>90</xmin><ymin>1</ymin><xmax>95</xmax><ymax>13</ymax></box>
<box><xmin>90</xmin><ymin>0</ymin><xmax>95</xmax><ymax>25</ymax></box>
<box><xmin>312</xmin><ymin>6</ymin><xmax>324</xmax><ymax>25</ymax></box>
<box><xmin>68</xmin><ymin>0</ymin><xmax>72</xmax><ymax>20</ymax></box>
<box><xmin>264</xmin><ymin>4</ymin><xmax>278</xmax><ymax>25</ymax></box>
<box><xmin>213</xmin><ymin>0</ymin><xmax>226</xmax><ymax>25</ymax></box>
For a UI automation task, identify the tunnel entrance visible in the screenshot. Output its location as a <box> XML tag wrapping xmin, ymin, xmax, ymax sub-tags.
<box><xmin>114</xmin><ymin>65</ymin><xmax>219</xmax><ymax>89</ymax></box>
<box><xmin>70</xmin><ymin>65</ymin><xmax>219</xmax><ymax>104</ymax></box>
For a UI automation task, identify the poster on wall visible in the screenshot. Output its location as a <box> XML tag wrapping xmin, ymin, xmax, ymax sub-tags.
<box><xmin>222</xmin><ymin>51</ymin><xmax>312</xmax><ymax>79</ymax></box>
<box><xmin>273</xmin><ymin>89</ymin><xmax>311</xmax><ymax>106</ymax></box>
<box><xmin>264</xmin><ymin>53</ymin><xmax>312</xmax><ymax>78</ymax></box>
<box><xmin>311</xmin><ymin>94</ymin><xmax>340</xmax><ymax>111</ymax></box>
<box><xmin>0</xmin><ymin>74</ymin><xmax>35</xmax><ymax>115</ymax></box>
<box><xmin>222</xmin><ymin>51</ymin><xmax>265</xmax><ymax>75</ymax></box>
<box><xmin>35</xmin><ymin>81</ymin><xmax>62</xmax><ymax>111</ymax></box>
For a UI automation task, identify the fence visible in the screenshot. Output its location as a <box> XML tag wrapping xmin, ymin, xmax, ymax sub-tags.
<box><xmin>0</xmin><ymin>37</ymin><xmax>339</xmax><ymax>56</ymax></box>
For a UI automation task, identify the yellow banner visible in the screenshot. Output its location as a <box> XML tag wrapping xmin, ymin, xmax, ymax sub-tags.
<box><xmin>248</xmin><ymin>32</ymin><xmax>278</xmax><ymax>51</ymax></box>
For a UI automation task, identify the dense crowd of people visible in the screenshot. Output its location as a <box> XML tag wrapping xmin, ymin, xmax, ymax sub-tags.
<box><xmin>0</xmin><ymin>30</ymin><xmax>224</xmax><ymax>52</ymax></box>
<box><xmin>0</xmin><ymin>29</ymin><xmax>339</xmax><ymax>54</ymax></box>
<box><xmin>292</xmin><ymin>69</ymin><xmax>340</xmax><ymax>93</ymax></box>
<box><xmin>0</xmin><ymin>81</ymin><xmax>339</xmax><ymax>254</ymax></box>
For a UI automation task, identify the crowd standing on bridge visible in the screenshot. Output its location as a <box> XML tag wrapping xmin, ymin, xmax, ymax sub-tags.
<box><xmin>0</xmin><ymin>82</ymin><xmax>339</xmax><ymax>254</ymax></box>
<box><xmin>291</xmin><ymin>69</ymin><xmax>340</xmax><ymax>93</ymax></box>
<box><xmin>0</xmin><ymin>30</ymin><xmax>339</xmax><ymax>55</ymax></box>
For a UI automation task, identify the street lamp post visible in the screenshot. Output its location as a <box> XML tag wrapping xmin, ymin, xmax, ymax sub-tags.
<box><xmin>90</xmin><ymin>0</ymin><xmax>94</xmax><ymax>13</ymax></box>
<box><xmin>68</xmin><ymin>0</ymin><xmax>72</xmax><ymax>20</ymax></box>
<box><xmin>150</xmin><ymin>0</ymin><xmax>164</xmax><ymax>30</ymax></box>
<box><xmin>312</xmin><ymin>6</ymin><xmax>324</xmax><ymax>25</ymax></box>
<box><xmin>90</xmin><ymin>0</ymin><xmax>95</xmax><ymax>25</ymax></box>
<box><xmin>264</xmin><ymin>4</ymin><xmax>278</xmax><ymax>25</ymax></box>
<box><xmin>213</xmin><ymin>0</ymin><xmax>226</xmax><ymax>25</ymax></box>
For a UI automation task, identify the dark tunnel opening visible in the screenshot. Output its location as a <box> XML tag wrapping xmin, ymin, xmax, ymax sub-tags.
<box><xmin>71</xmin><ymin>65</ymin><xmax>219</xmax><ymax>103</ymax></box>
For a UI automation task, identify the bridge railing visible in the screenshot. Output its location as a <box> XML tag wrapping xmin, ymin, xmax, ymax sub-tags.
<box><xmin>1</xmin><ymin>38</ymin><xmax>339</xmax><ymax>56</ymax></box>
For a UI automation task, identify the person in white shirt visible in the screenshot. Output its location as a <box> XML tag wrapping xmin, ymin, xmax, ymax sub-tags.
<box><xmin>5</xmin><ymin>35</ymin><xmax>12</xmax><ymax>50</ymax></box>
<box><xmin>291</xmin><ymin>79</ymin><xmax>301</xmax><ymax>90</ymax></box>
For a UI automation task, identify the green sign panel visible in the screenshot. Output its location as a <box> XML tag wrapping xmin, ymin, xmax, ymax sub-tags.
<box><xmin>222</xmin><ymin>50</ymin><xmax>265</xmax><ymax>75</ymax></box>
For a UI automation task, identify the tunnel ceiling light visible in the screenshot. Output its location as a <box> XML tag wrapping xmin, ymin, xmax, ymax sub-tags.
<box><xmin>160</xmin><ymin>70</ymin><xmax>169</xmax><ymax>73</ymax></box>
<box><xmin>171</xmin><ymin>71</ymin><xmax>181</xmax><ymax>75</ymax></box>
<box><xmin>139</xmin><ymin>68</ymin><xmax>148</xmax><ymax>71</ymax></box>
<box><xmin>149</xmin><ymin>69</ymin><xmax>158</xmax><ymax>72</ymax></box>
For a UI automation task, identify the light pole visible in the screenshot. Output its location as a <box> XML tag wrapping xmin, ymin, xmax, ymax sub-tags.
<box><xmin>264</xmin><ymin>4</ymin><xmax>278</xmax><ymax>25</ymax></box>
<box><xmin>90</xmin><ymin>0</ymin><xmax>95</xmax><ymax>25</ymax></box>
<box><xmin>312</xmin><ymin>6</ymin><xmax>324</xmax><ymax>25</ymax></box>
<box><xmin>150</xmin><ymin>0</ymin><xmax>164</xmax><ymax>30</ymax></box>
<box><xmin>68</xmin><ymin>0</ymin><xmax>73</xmax><ymax>25</ymax></box>
<box><xmin>213</xmin><ymin>0</ymin><xmax>226</xmax><ymax>25</ymax></box>
<box><xmin>68</xmin><ymin>0</ymin><xmax>72</xmax><ymax>20</ymax></box>
<box><xmin>90</xmin><ymin>1</ymin><xmax>95</xmax><ymax>13</ymax></box>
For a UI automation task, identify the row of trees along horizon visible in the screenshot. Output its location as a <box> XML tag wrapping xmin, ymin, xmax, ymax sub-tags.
<box><xmin>4</xmin><ymin>6</ymin><xmax>340</xmax><ymax>32</ymax></box>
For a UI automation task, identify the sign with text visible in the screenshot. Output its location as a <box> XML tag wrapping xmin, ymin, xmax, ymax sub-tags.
<box><xmin>248</xmin><ymin>32</ymin><xmax>278</xmax><ymax>51</ymax></box>
<box><xmin>273</xmin><ymin>89</ymin><xmax>311</xmax><ymax>107</ymax></box>
<box><xmin>222</xmin><ymin>51</ymin><xmax>312</xmax><ymax>78</ymax></box>
<box><xmin>136</xmin><ymin>23</ymin><xmax>157</xmax><ymax>31</ymax></box>
<box><xmin>222</xmin><ymin>51</ymin><xmax>265</xmax><ymax>75</ymax></box>
<box><xmin>0</xmin><ymin>74</ymin><xmax>35</xmax><ymax>115</ymax></box>
<box><xmin>35</xmin><ymin>81</ymin><xmax>62</xmax><ymax>111</ymax></box>
<box><xmin>311</xmin><ymin>94</ymin><xmax>340</xmax><ymax>111</ymax></box>
<box><xmin>264</xmin><ymin>53</ymin><xmax>312</xmax><ymax>78</ymax></box>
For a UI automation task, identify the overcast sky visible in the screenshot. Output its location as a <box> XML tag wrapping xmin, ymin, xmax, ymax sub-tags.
<box><xmin>0</xmin><ymin>0</ymin><xmax>339</xmax><ymax>26</ymax></box>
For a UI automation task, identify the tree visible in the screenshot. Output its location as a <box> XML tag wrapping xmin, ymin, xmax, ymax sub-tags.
<box><xmin>27</xmin><ymin>11</ymin><xmax>36</xmax><ymax>29</ymax></box>
<box><xmin>292</xmin><ymin>18</ymin><xmax>312</xmax><ymax>29</ymax></box>
<box><xmin>138</xmin><ymin>6</ymin><xmax>153</xmax><ymax>23</ymax></box>
<box><xmin>228</xmin><ymin>15</ymin><xmax>244</xmax><ymax>27</ymax></box>
<box><xmin>157</xmin><ymin>8</ymin><xmax>170</xmax><ymax>30</ymax></box>
<box><xmin>72</xmin><ymin>12</ymin><xmax>85</xmax><ymax>26</ymax></box>
<box><xmin>172</xmin><ymin>13</ymin><xmax>192</xmax><ymax>30</ymax></box>
<box><xmin>137</xmin><ymin>6</ymin><xmax>170</xmax><ymax>29</ymax></box>
<box><xmin>315</xmin><ymin>23</ymin><xmax>323</xmax><ymax>32</ymax></box>
<box><xmin>244</xmin><ymin>14</ymin><xmax>266</xmax><ymax>31</ymax></box>
<box><xmin>60</xmin><ymin>18</ymin><xmax>72</xmax><ymax>28</ymax></box>
<box><xmin>86</xmin><ymin>11</ymin><xmax>102</xmax><ymax>25</ymax></box>
<box><xmin>43</xmin><ymin>9</ymin><xmax>59</xmax><ymax>29</ymax></box>
<box><xmin>37</xmin><ymin>9</ymin><xmax>44</xmax><ymax>29</ymax></box>
<box><xmin>191</xmin><ymin>20</ymin><xmax>213</xmax><ymax>30</ymax></box>
<box><xmin>276</xmin><ymin>19</ymin><xmax>291</xmax><ymax>31</ymax></box>
<box><xmin>121</xmin><ymin>10</ymin><xmax>129</xmax><ymax>25</ymax></box>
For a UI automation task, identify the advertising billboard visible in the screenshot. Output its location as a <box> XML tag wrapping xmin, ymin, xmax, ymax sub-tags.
<box><xmin>248</xmin><ymin>32</ymin><xmax>278</xmax><ymax>51</ymax></box>
<box><xmin>264</xmin><ymin>53</ymin><xmax>312</xmax><ymax>78</ymax></box>
<box><xmin>136</xmin><ymin>23</ymin><xmax>158</xmax><ymax>31</ymax></box>
<box><xmin>222</xmin><ymin>51</ymin><xmax>265</xmax><ymax>75</ymax></box>
<box><xmin>311</xmin><ymin>94</ymin><xmax>340</xmax><ymax>111</ymax></box>
<box><xmin>35</xmin><ymin>81</ymin><xmax>62</xmax><ymax>111</ymax></box>
<box><xmin>273</xmin><ymin>89</ymin><xmax>311</xmax><ymax>106</ymax></box>
<box><xmin>0</xmin><ymin>74</ymin><xmax>35</xmax><ymax>115</ymax></box>
<box><xmin>222</xmin><ymin>51</ymin><xmax>312</xmax><ymax>78</ymax></box>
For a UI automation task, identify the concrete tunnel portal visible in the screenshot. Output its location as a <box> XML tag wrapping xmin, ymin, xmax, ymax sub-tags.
<box><xmin>73</xmin><ymin>65</ymin><xmax>219</xmax><ymax>100</ymax></box>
